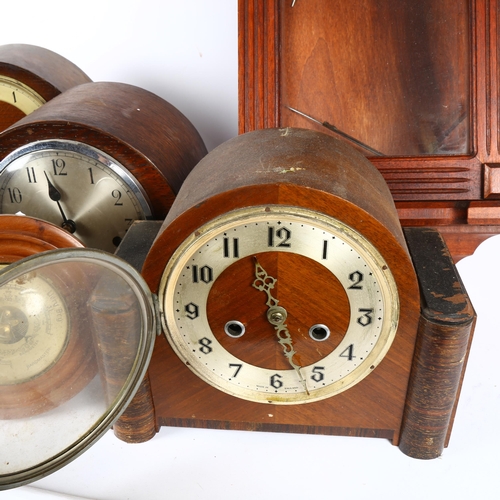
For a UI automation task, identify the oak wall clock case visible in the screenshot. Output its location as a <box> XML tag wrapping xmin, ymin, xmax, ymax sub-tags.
<box><xmin>0</xmin><ymin>44</ymin><xmax>91</xmax><ymax>132</ymax></box>
<box><xmin>238</xmin><ymin>0</ymin><xmax>500</xmax><ymax>262</ymax></box>
<box><xmin>0</xmin><ymin>81</ymin><xmax>208</xmax><ymax>252</ymax></box>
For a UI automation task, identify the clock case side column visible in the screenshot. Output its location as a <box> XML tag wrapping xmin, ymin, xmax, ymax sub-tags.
<box><xmin>399</xmin><ymin>228</ymin><xmax>476</xmax><ymax>459</ymax></box>
<box><xmin>109</xmin><ymin>221</ymin><xmax>164</xmax><ymax>443</ymax></box>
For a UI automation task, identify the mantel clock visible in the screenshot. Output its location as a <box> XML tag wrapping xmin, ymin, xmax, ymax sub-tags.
<box><xmin>0</xmin><ymin>81</ymin><xmax>207</xmax><ymax>252</ymax></box>
<box><xmin>0</xmin><ymin>44</ymin><xmax>91</xmax><ymax>132</ymax></box>
<box><xmin>139</xmin><ymin>128</ymin><xmax>475</xmax><ymax>460</ymax></box>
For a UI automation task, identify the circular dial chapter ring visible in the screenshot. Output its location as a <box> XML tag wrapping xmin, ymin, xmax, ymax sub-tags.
<box><xmin>160</xmin><ymin>206</ymin><xmax>399</xmax><ymax>404</ymax></box>
<box><xmin>0</xmin><ymin>76</ymin><xmax>46</xmax><ymax>130</ymax></box>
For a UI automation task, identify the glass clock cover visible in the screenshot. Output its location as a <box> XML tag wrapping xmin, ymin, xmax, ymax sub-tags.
<box><xmin>0</xmin><ymin>248</ymin><xmax>156</xmax><ymax>489</ymax></box>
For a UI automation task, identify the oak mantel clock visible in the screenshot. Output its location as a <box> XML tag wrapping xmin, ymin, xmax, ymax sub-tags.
<box><xmin>238</xmin><ymin>0</ymin><xmax>500</xmax><ymax>261</ymax></box>
<box><xmin>0</xmin><ymin>128</ymin><xmax>475</xmax><ymax>490</ymax></box>
<box><xmin>136</xmin><ymin>129</ymin><xmax>473</xmax><ymax>460</ymax></box>
<box><xmin>0</xmin><ymin>81</ymin><xmax>207</xmax><ymax>252</ymax></box>
<box><xmin>0</xmin><ymin>44</ymin><xmax>91</xmax><ymax>132</ymax></box>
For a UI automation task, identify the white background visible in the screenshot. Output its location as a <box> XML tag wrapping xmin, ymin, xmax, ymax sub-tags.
<box><xmin>1</xmin><ymin>1</ymin><xmax>499</xmax><ymax>499</ymax></box>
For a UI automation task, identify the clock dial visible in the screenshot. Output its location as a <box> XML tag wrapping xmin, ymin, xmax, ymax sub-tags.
<box><xmin>159</xmin><ymin>206</ymin><xmax>399</xmax><ymax>404</ymax></box>
<box><xmin>0</xmin><ymin>272</ymin><xmax>69</xmax><ymax>385</ymax></box>
<box><xmin>0</xmin><ymin>75</ymin><xmax>46</xmax><ymax>128</ymax></box>
<box><xmin>0</xmin><ymin>44</ymin><xmax>92</xmax><ymax>132</ymax></box>
<box><xmin>0</xmin><ymin>82</ymin><xmax>208</xmax><ymax>252</ymax></box>
<box><xmin>0</xmin><ymin>140</ymin><xmax>152</xmax><ymax>252</ymax></box>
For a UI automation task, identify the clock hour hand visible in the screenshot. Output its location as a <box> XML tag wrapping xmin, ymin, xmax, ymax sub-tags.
<box><xmin>44</xmin><ymin>171</ymin><xmax>77</xmax><ymax>234</ymax></box>
<box><xmin>252</xmin><ymin>258</ymin><xmax>309</xmax><ymax>394</ymax></box>
<box><xmin>286</xmin><ymin>106</ymin><xmax>384</xmax><ymax>157</ymax></box>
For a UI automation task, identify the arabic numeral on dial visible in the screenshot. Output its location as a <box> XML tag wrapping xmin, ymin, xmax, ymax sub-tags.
<box><xmin>198</xmin><ymin>337</ymin><xmax>213</xmax><ymax>354</ymax></box>
<box><xmin>185</xmin><ymin>302</ymin><xmax>199</xmax><ymax>320</ymax></box>
<box><xmin>311</xmin><ymin>366</ymin><xmax>325</xmax><ymax>382</ymax></box>
<box><xmin>51</xmin><ymin>158</ymin><xmax>67</xmax><ymax>175</ymax></box>
<box><xmin>26</xmin><ymin>167</ymin><xmax>37</xmax><ymax>183</ymax></box>
<box><xmin>357</xmin><ymin>308</ymin><xmax>374</xmax><ymax>327</ymax></box>
<box><xmin>229</xmin><ymin>363</ymin><xmax>242</xmax><ymax>377</ymax></box>
<box><xmin>268</xmin><ymin>226</ymin><xmax>291</xmax><ymax>248</ymax></box>
<box><xmin>88</xmin><ymin>167</ymin><xmax>95</xmax><ymax>184</ymax></box>
<box><xmin>7</xmin><ymin>187</ymin><xmax>22</xmax><ymax>203</ymax></box>
<box><xmin>270</xmin><ymin>373</ymin><xmax>283</xmax><ymax>389</ymax></box>
<box><xmin>348</xmin><ymin>271</ymin><xmax>364</xmax><ymax>289</ymax></box>
<box><xmin>12</xmin><ymin>91</ymin><xmax>17</xmax><ymax>103</ymax></box>
<box><xmin>340</xmin><ymin>344</ymin><xmax>355</xmax><ymax>361</ymax></box>
<box><xmin>112</xmin><ymin>189</ymin><xmax>123</xmax><ymax>206</ymax></box>
<box><xmin>192</xmin><ymin>265</ymin><xmax>213</xmax><ymax>283</ymax></box>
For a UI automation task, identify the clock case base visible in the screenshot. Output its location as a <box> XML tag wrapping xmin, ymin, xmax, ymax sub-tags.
<box><xmin>114</xmin><ymin>221</ymin><xmax>475</xmax><ymax>460</ymax></box>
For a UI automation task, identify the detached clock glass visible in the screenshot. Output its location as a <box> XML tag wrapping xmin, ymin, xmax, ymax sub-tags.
<box><xmin>0</xmin><ymin>44</ymin><xmax>91</xmax><ymax>132</ymax></box>
<box><xmin>238</xmin><ymin>0</ymin><xmax>500</xmax><ymax>261</ymax></box>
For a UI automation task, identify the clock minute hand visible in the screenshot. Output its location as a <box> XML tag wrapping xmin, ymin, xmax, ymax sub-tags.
<box><xmin>286</xmin><ymin>106</ymin><xmax>384</xmax><ymax>157</ymax></box>
<box><xmin>252</xmin><ymin>258</ymin><xmax>309</xmax><ymax>395</ymax></box>
<box><xmin>43</xmin><ymin>171</ymin><xmax>77</xmax><ymax>234</ymax></box>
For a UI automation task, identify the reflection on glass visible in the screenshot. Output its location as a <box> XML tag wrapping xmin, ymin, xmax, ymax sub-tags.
<box><xmin>0</xmin><ymin>255</ymin><xmax>152</xmax><ymax>485</ymax></box>
<box><xmin>282</xmin><ymin>0</ymin><xmax>470</xmax><ymax>156</ymax></box>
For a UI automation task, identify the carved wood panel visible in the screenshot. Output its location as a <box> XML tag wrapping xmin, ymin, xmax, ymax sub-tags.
<box><xmin>238</xmin><ymin>0</ymin><xmax>500</xmax><ymax>259</ymax></box>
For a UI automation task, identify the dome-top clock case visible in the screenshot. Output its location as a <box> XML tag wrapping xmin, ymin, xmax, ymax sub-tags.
<box><xmin>0</xmin><ymin>44</ymin><xmax>91</xmax><ymax>132</ymax></box>
<box><xmin>137</xmin><ymin>128</ymin><xmax>475</xmax><ymax>460</ymax></box>
<box><xmin>0</xmin><ymin>81</ymin><xmax>208</xmax><ymax>252</ymax></box>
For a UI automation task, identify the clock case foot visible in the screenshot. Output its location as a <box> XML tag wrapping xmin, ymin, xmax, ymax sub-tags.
<box><xmin>114</xmin><ymin>223</ymin><xmax>475</xmax><ymax>459</ymax></box>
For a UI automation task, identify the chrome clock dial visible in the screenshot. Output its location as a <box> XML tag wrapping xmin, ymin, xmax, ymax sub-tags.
<box><xmin>0</xmin><ymin>140</ymin><xmax>152</xmax><ymax>252</ymax></box>
<box><xmin>159</xmin><ymin>205</ymin><xmax>399</xmax><ymax>404</ymax></box>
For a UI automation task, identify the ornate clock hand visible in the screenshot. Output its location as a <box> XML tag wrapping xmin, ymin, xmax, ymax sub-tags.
<box><xmin>286</xmin><ymin>106</ymin><xmax>384</xmax><ymax>157</ymax></box>
<box><xmin>43</xmin><ymin>171</ymin><xmax>77</xmax><ymax>234</ymax></box>
<box><xmin>252</xmin><ymin>258</ymin><xmax>309</xmax><ymax>394</ymax></box>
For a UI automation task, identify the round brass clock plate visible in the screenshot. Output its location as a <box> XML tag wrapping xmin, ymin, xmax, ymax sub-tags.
<box><xmin>159</xmin><ymin>205</ymin><xmax>399</xmax><ymax>404</ymax></box>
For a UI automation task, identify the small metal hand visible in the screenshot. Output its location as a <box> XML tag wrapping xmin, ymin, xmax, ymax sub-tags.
<box><xmin>252</xmin><ymin>258</ymin><xmax>309</xmax><ymax>394</ymax></box>
<box><xmin>44</xmin><ymin>171</ymin><xmax>77</xmax><ymax>233</ymax></box>
<box><xmin>286</xmin><ymin>106</ymin><xmax>384</xmax><ymax>157</ymax></box>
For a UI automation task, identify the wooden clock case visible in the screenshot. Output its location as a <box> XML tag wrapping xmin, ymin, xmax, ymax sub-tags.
<box><xmin>238</xmin><ymin>0</ymin><xmax>500</xmax><ymax>262</ymax></box>
<box><xmin>113</xmin><ymin>129</ymin><xmax>475</xmax><ymax>460</ymax></box>
<box><xmin>0</xmin><ymin>44</ymin><xmax>91</xmax><ymax>131</ymax></box>
<box><xmin>0</xmin><ymin>81</ymin><xmax>208</xmax><ymax>220</ymax></box>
